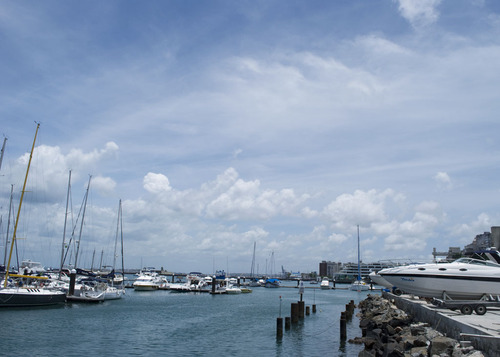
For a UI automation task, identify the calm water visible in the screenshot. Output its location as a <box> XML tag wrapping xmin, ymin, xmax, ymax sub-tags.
<box><xmin>2</xmin><ymin>282</ymin><xmax>372</xmax><ymax>357</ymax></box>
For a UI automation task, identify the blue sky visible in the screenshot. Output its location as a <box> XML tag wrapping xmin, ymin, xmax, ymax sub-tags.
<box><xmin>1</xmin><ymin>0</ymin><xmax>500</xmax><ymax>274</ymax></box>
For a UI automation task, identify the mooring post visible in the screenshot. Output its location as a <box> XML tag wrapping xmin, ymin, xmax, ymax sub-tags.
<box><xmin>312</xmin><ymin>304</ymin><xmax>316</xmax><ymax>313</ymax></box>
<box><xmin>298</xmin><ymin>300</ymin><xmax>305</xmax><ymax>318</ymax></box>
<box><xmin>276</xmin><ymin>317</ymin><xmax>283</xmax><ymax>338</ymax></box>
<box><xmin>211</xmin><ymin>276</ymin><xmax>216</xmax><ymax>294</ymax></box>
<box><xmin>340</xmin><ymin>311</ymin><xmax>347</xmax><ymax>340</ymax></box>
<box><xmin>69</xmin><ymin>269</ymin><xmax>76</xmax><ymax>296</ymax></box>
<box><xmin>306</xmin><ymin>305</ymin><xmax>310</xmax><ymax>315</ymax></box>
<box><xmin>285</xmin><ymin>316</ymin><xmax>291</xmax><ymax>329</ymax></box>
<box><xmin>291</xmin><ymin>303</ymin><xmax>299</xmax><ymax>324</ymax></box>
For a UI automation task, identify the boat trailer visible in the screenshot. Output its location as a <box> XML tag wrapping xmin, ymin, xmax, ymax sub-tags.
<box><xmin>431</xmin><ymin>293</ymin><xmax>500</xmax><ymax>315</ymax></box>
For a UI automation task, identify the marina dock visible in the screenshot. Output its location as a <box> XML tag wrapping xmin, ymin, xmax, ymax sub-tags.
<box><xmin>382</xmin><ymin>291</ymin><xmax>500</xmax><ymax>353</ymax></box>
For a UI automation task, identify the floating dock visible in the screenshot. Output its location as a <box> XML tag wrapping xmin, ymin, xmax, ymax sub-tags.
<box><xmin>382</xmin><ymin>291</ymin><xmax>500</xmax><ymax>353</ymax></box>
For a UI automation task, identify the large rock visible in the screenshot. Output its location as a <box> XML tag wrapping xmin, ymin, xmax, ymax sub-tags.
<box><xmin>429</xmin><ymin>336</ymin><xmax>457</xmax><ymax>355</ymax></box>
<box><xmin>353</xmin><ymin>295</ymin><xmax>486</xmax><ymax>357</ymax></box>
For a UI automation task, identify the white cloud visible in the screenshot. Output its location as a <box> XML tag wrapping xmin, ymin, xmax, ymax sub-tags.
<box><xmin>434</xmin><ymin>171</ymin><xmax>452</xmax><ymax>190</ymax></box>
<box><xmin>395</xmin><ymin>0</ymin><xmax>442</xmax><ymax>29</ymax></box>
<box><xmin>143</xmin><ymin>173</ymin><xmax>172</xmax><ymax>194</ymax></box>
<box><xmin>322</xmin><ymin>189</ymin><xmax>396</xmax><ymax>229</ymax></box>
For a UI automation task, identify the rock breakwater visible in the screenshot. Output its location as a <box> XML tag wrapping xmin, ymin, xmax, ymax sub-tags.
<box><xmin>350</xmin><ymin>294</ymin><xmax>486</xmax><ymax>357</ymax></box>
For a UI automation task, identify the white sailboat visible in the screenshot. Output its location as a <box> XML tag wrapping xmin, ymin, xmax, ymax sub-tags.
<box><xmin>350</xmin><ymin>225</ymin><xmax>369</xmax><ymax>291</ymax></box>
<box><xmin>104</xmin><ymin>199</ymin><xmax>126</xmax><ymax>300</ymax></box>
<box><xmin>0</xmin><ymin>123</ymin><xmax>66</xmax><ymax>307</ymax></box>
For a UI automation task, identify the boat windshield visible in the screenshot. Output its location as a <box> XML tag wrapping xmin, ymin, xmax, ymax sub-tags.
<box><xmin>455</xmin><ymin>257</ymin><xmax>500</xmax><ymax>267</ymax></box>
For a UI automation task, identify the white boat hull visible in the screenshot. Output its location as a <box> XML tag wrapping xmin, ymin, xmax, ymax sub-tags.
<box><xmin>350</xmin><ymin>280</ymin><xmax>369</xmax><ymax>291</ymax></box>
<box><xmin>379</xmin><ymin>260</ymin><xmax>500</xmax><ymax>299</ymax></box>
<box><xmin>368</xmin><ymin>271</ymin><xmax>393</xmax><ymax>289</ymax></box>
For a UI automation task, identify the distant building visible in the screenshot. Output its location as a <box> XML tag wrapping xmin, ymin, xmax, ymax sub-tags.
<box><xmin>437</xmin><ymin>226</ymin><xmax>500</xmax><ymax>258</ymax></box>
<box><xmin>319</xmin><ymin>261</ymin><xmax>342</xmax><ymax>278</ymax></box>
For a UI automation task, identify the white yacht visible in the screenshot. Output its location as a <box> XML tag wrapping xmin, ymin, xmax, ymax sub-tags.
<box><xmin>378</xmin><ymin>256</ymin><xmax>500</xmax><ymax>300</ymax></box>
<box><xmin>133</xmin><ymin>271</ymin><xmax>161</xmax><ymax>291</ymax></box>
<box><xmin>320</xmin><ymin>277</ymin><xmax>330</xmax><ymax>289</ymax></box>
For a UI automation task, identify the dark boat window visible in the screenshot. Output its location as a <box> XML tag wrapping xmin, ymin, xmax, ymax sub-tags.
<box><xmin>418</xmin><ymin>267</ymin><xmax>426</xmax><ymax>271</ymax></box>
<box><xmin>439</xmin><ymin>268</ymin><xmax>447</xmax><ymax>271</ymax></box>
<box><xmin>459</xmin><ymin>268</ymin><xmax>467</xmax><ymax>271</ymax></box>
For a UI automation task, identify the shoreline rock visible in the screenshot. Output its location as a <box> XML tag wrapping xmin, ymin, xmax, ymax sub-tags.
<box><xmin>350</xmin><ymin>294</ymin><xmax>485</xmax><ymax>357</ymax></box>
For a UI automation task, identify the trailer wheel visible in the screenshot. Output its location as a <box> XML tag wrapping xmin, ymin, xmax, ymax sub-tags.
<box><xmin>460</xmin><ymin>305</ymin><xmax>473</xmax><ymax>315</ymax></box>
<box><xmin>474</xmin><ymin>304</ymin><xmax>487</xmax><ymax>315</ymax></box>
<box><xmin>393</xmin><ymin>288</ymin><xmax>402</xmax><ymax>296</ymax></box>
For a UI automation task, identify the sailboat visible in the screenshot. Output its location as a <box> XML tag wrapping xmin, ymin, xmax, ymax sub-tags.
<box><xmin>350</xmin><ymin>225</ymin><xmax>369</xmax><ymax>291</ymax></box>
<box><xmin>103</xmin><ymin>199</ymin><xmax>126</xmax><ymax>300</ymax></box>
<box><xmin>0</xmin><ymin>123</ymin><xmax>66</xmax><ymax>307</ymax></box>
<box><xmin>247</xmin><ymin>242</ymin><xmax>260</xmax><ymax>287</ymax></box>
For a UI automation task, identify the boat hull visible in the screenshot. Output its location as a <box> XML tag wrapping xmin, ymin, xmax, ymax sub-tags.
<box><xmin>379</xmin><ymin>261</ymin><xmax>500</xmax><ymax>299</ymax></box>
<box><xmin>0</xmin><ymin>288</ymin><xmax>66</xmax><ymax>307</ymax></box>
<box><xmin>133</xmin><ymin>285</ymin><xmax>159</xmax><ymax>291</ymax></box>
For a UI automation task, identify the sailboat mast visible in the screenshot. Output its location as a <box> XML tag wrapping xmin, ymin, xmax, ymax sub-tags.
<box><xmin>59</xmin><ymin>170</ymin><xmax>72</xmax><ymax>277</ymax></box>
<box><xmin>113</xmin><ymin>199</ymin><xmax>121</xmax><ymax>272</ymax></box>
<box><xmin>74</xmin><ymin>175</ymin><xmax>91</xmax><ymax>269</ymax></box>
<box><xmin>250</xmin><ymin>241</ymin><xmax>256</xmax><ymax>277</ymax></box>
<box><xmin>0</xmin><ymin>136</ymin><xmax>7</xmax><ymax>172</ymax></box>
<box><xmin>119</xmin><ymin>200</ymin><xmax>125</xmax><ymax>279</ymax></box>
<box><xmin>4</xmin><ymin>123</ymin><xmax>40</xmax><ymax>287</ymax></box>
<box><xmin>3</xmin><ymin>185</ymin><xmax>14</xmax><ymax>266</ymax></box>
<box><xmin>357</xmin><ymin>225</ymin><xmax>361</xmax><ymax>281</ymax></box>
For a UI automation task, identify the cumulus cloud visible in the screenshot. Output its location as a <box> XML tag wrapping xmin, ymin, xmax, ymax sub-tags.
<box><xmin>395</xmin><ymin>0</ymin><xmax>442</xmax><ymax>29</ymax></box>
<box><xmin>91</xmin><ymin>175</ymin><xmax>116</xmax><ymax>195</ymax></box>
<box><xmin>5</xmin><ymin>142</ymin><xmax>120</xmax><ymax>202</ymax></box>
<box><xmin>322</xmin><ymin>189</ymin><xmax>396</xmax><ymax>229</ymax></box>
<box><xmin>205</xmin><ymin>169</ymin><xmax>309</xmax><ymax>220</ymax></box>
<box><xmin>450</xmin><ymin>213</ymin><xmax>492</xmax><ymax>244</ymax></box>
<box><xmin>143</xmin><ymin>172</ymin><xmax>172</xmax><ymax>194</ymax></box>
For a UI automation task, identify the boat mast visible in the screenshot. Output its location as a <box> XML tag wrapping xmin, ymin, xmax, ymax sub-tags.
<box><xmin>4</xmin><ymin>123</ymin><xmax>40</xmax><ymax>287</ymax></box>
<box><xmin>3</xmin><ymin>185</ymin><xmax>14</xmax><ymax>267</ymax></box>
<box><xmin>112</xmin><ymin>199</ymin><xmax>122</xmax><ymax>274</ymax></box>
<box><xmin>59</xmin><ymin>170</ymin><xmax>72</xmax><ymax>277</ymax></box>
<box><xmin>250</xmin><ymin>241</ymin><xmax>256</xmax><ymax>277</ymax></box>
<box><xmin>119</xmin><ymin>200</ymin><xmax>125</xmax><ymax>281</ymax></box>
<box><xmin>74</xmin><ymin>175</ymin><xmax>91</xmax><ymax>269</ymax></box>
<box><xmin>357</xmin><ymin>225</ymin><xmax>361</xmax><ymax>281</ymax></box>
<box><xmin>0</xmin><ymin>136</ymin><xmax>6</xmax><ymax>171</ymax></box>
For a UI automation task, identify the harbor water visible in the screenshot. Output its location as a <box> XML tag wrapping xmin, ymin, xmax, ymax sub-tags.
<box><xmin>2</xmin><ymin>282</ymin><xmax>371</xmax><ymax>356</ymax></box>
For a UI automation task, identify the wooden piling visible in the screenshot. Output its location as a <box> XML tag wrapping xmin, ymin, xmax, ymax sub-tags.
<box><xmin>340</xmin><ymin>311</ymin><xmax>347</xmax><ymax>340</ymax></box>
<box><xmin>291</xmin><ymin>303</ymin><xmax>299</xmax><ymax>323</ymax></box>
<box><xmin>211</xmin><ymin>276</ymin><xmax>216</xmax><ymax>294</ymax></box>
<box><xmin>312</xmin><ymin>304</ymin><xmax>316</xmax><ymax>313</ymax></box>
<box><xmin>306</xmin><ymin>305</ymin><xmax>310</xmax><ymax>315</ymax></box>
<box><xmin>69</xmin><ymin>270</ymin><xmax>76</xmax><ymax>296</ymax></box>
<box><xmin>276</xmin><ymin>317</ymin><xmax>283</xmax><ymax>338</ymax></box>
<box><xmin>298</xmin><ymin>301</ymin><xmax>305</xmax><ymax>318</ymax></box>
<box><xmin>285</xmin><ymin>316</ymin><xmax>291</xmax><ymax>329</ymax></box>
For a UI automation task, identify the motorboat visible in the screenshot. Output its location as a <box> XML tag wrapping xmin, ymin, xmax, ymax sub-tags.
<box><xmin>349</xmin><ymin>279</ymin><xmax>369</xmax><ymax>291</ymax></box>
<box><xmin>320</xmin><ymin>278</ymin><xmax>330</xmax><ymax>289</ymax></box>
<box><xmin>368</xmin><ymin>271</ymin><xmax>393</xmax><ymax>289</ymax></box>
<box><xmin>378</xmin><ymin>256</ymin><xmax>500</xmax><ymax>299</ymax></box>
<box><xmin>133</xmin><ymin>271</ymin><xmax>161</xmax><ymax>291</ymax></box>
<box><xmin>264</xmin><ymin>278</ymin><xmax>281</xmax><ymax>288</ymax></box>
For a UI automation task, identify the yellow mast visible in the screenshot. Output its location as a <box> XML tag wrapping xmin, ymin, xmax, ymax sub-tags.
<box><xmin>3</xmin><ymin>123</ymin><xmax>40</xmax><ymax>288</ymax></box>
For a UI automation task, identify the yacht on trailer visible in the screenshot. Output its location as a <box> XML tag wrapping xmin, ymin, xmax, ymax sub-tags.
<box><xmin>378</xmin><ymin>248</ymin><xmax>500</xmax><ymax>300</ymax></box>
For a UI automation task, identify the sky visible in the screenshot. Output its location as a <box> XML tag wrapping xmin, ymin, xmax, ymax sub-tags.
<box><xmin>1</xmin><ymin>0</ymin><xmax>500</xmax><ymax>274</ymax></box>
